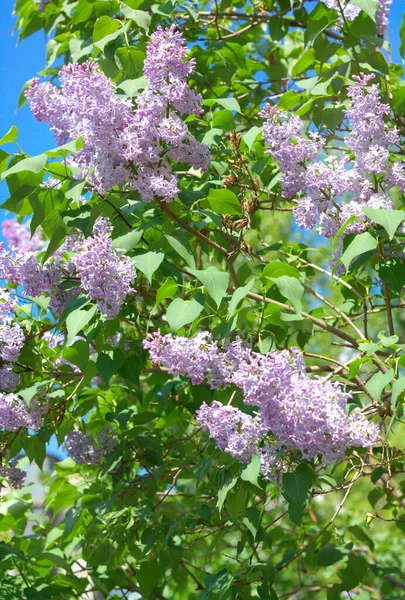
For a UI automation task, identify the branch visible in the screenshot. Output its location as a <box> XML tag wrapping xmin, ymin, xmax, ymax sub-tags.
<box><xmin>278</xmin><ymin>468</ymin><xmax>363</xmax><ymax>571</ymax></box>
<box><xmin>240</xmin><ymin>289</ymin><xmax>359</xmax><ymax>347</ymax></box>
<box><xmin>382</xmin><ymin>281</ymin><xmax>395</xmax><ymax>336</ymax></box>
<box><xmin>157</xmin><ymin>201</ymin><xmax>228</xmax><ymax>256</ymax></box>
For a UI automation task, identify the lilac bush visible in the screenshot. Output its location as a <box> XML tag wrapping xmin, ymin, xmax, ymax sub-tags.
<box><xmin>25</xmin><ymin>26</ymin><xmax>210</xmax><ymax>201</ymax></box>
<box><xmin>2</xmin><ymin>4</ymin><xmax>405</xmax><ymax>597</ymax></box>
<box><xmin>261</xmin><ymin>74</ymin><xmax>402</xmax><ymax>249</ymax></box>
<box><xmin>145</xmin><ymin>333</ymin><xmax>380</xmax><ymax>478</ymax></box>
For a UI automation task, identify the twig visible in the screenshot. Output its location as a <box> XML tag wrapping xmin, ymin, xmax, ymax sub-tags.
<box><xmin>382</xmin><ymin>281</ymin><xmax>395</xmax><ymax>336</ymax></box>
<box><xmin>278</xmin><ymin>468</ymin><xmax>363</xmax><ymax>571</ymax></box>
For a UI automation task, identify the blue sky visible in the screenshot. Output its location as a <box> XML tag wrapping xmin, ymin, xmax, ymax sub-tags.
<box><xmin>0</xmin><ymin>0</ymin><xmax>54</xmax><ymax>206</ymax></box>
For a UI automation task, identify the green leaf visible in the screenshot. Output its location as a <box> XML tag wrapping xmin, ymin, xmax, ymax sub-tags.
<box><xmin>43</xmin><ymin>224</ymin><xmax>68</xmax><ymax>262</ymax></box>
<box><xmin>93</xmin><ymin>16</ymin><xmax>123</xmax><ymax>51</ymax></box>
<box><xmin>338</xmin><ymin>555</ymin><xmax>369</xmax><ymax>590</ymax></box>
<box><xmin>39</xmin><ymin>551</ymin><xmax>71</xmax><ymax>571</ymax></box>
<box><xmin>262</xmin><ymin>261</ymin><xmax>301</xmax><ymax>284</ymax></box>
<box><xmin>204</xmin><ymin>97</ymin><xmax>242</xmax><ymax>113</ymax></box>
<box><xmin>206</xmin><ymin>188</ymin><xmax>241</xmax><ymax>215</ymax></box>
<box><xmin>137</xmin><ymin>559</ymin><xmax>164</xmax><ymax>597</ymax></box>
<box><xmin>362</xmin><ymin>207</ymin><xmax>404</xmax><ymax>240</ymax></box>
<box><xmin>218</xmin><ymin>471</ymin><xmax>238</xmax><ymax>514</ymax></box>
<box><xmin>340</xmin><ymin>232</ymin><xmax>377</xmax><ymax>271</ymax></box>
<box><xmin>45</xmin><ymin>138</ymin><xmax>83</xmax><ymax>159</ymax></box>
<box><xmin>114</xmin><ymin>47</ymin><xmax>145</xmax><ymax>77</ymax></box>
<box><xmin>365</xmin><ymin>368</ymin><xmax>394</xmax><ymax>401</ymax></box>
<box><xmin>348</xmin><ymin>525</ymin><xmax>374</xmax><ymax>551</ymax></box>
<box><xmin>391</xmin><ymin>376</ymin><xmax>405</xmax><ymax>406</ymax></box>
<box><xmin>317</xmin><ymin>544</ymin><xmax>350</xmax><ymax>567</ymax></box>
<box><xmin>212</xmin><ymin>109</ymin><xmax>235</xmax><ymax>131</ymax></box>
<box><xmin>292</xmin><ymin>48</ymin><xmax>315</xmax><ymax>76</ymax></box>
<box><xmin>24</xmin><ymin>434</ymin><xmax>46</xmax><ymax>469</ymax></box>
<box><xmin>66</xmin><ymin>305</ymin><xmax>97</xmax><ymax>344</ymax></box>
<box><xmin>0</xmin><ymin>543</ymin><xmax>26</xmax><ymax>562</ymax></box>
<box><xmin>228</xmin><ymin>279</ymin><xmax>254</xmax><ymax>316</ymax></box>
<box><xmin>202</xmin><ymin>569</ymin><xmax>234</xmax><ymax>600</ymax></box>
<box><xmin>132</xmin><ymin>412</ymin><xmax>159</xmax><ymax>425</ymax></box>
<box><xmin>0</xmin><ymin>126</ymin><xmax>18</xmax><ymax>146</ymax></box>
<box><xmin>336</xmin><ymin>214</ymin><xmax>357</xmax><ymax>238</ymax></box>
<box><xmin>270</xmin><ymin>276</ymin><xmax>304</xmax><ymax>314</ymax></box>
<box><xmin>242</xmin><ymin>126</ymin><xmax>262</xmax><ymax>151</ymax></box>
<box><xmin>2</xmin><ymin>153</ymin><xmax>47</xmax><ymax>178</ymax></box>
<box><xmin>65</xmin><ymin>179</ymin><xmax>87</xmax><ymax>203</ymax></box>
<box><xmin>120</xmin><ymin>3</ymin><xmax>151</xmax><ymax>30</ymax></box>
<box><xmin>118</xmin><ymin>76</ymin><xmax>147</xmax><ymax>97</ymax></box>
<box><xmin>156</xmin><ymin>277</ymin><xmax>178</xmax><ymax>307</ymax></box>
<box><xmin>166</xmin><ymin>297</ymin><xmax>204</xmax><ymax>332</ymax></box>
<box><xmin>378</xmin><ymin>258</ymin><xmax>405</xmax><ymax>296</ymax></box>
<box><xmin>282</xmin><ymin>462</ymin><xmax>313</xmax><ymax>525</ymax></box>
<box><xmin>112</xmin><ymin>229</ymin><xmax>143</xmax><ymax>251</ymax></box>
<box><xmin>351</xmin><ymin>0</ymin><xmax>377</xmax><ymax>21</ymax></box>
<box><xmin>62</xmin><ymin>340</ymin><xmax>89</xmax><ymax>372</ymax></box>
<box><xmin>226</xmin><ymin>486</ymin><xmax>247</xmax><ymax>522</ymax></box>
<box><xmin>240</xmin><ymin>454</ymin><xmax>261</xmax><ymax>489</ymax></box>
<box><xmin>322</xmin><ymin>105</ymin><xmax>345</xmax><ymax>131</ymax></box>
<box><xmin>401</xmin><ymin>14</ymin><xmax>405</xmax><ymax>59</ymax></box>
<box><xmin>134</xmin><ymin>251</ymin><xmax>164</xmax><ymax>283</ymax></box>
<box><xmin>164</xmin><ymin>232</ymin><xmax>196</xmax><ymax>268</ymax></box>
<box><xmin>96</xmin><ymin>350</ymin><xmax>125</xmax><ymax>385</ymax></box>
<box><xmin>189</xmin><ymin>266</ymin><xmax>229</xmax><ymax>308</ymax></box>
<box><xmin>304</xmin><ymin>3</ymin><xmax>338</xmax><ymax>44</ymax></box>
<box><xmin>242</xmin><ymin>506</ymin><xmax>261</xmax><ymax>540</ymax></box>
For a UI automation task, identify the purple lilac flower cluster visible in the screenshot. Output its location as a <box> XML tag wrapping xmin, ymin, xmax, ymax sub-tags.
<box><xmin>144</xmin><ymin>332</ymin><xmax>380</xmax><ymax>480</ymax></box>
<box><xmin>261</xmin><ymin>74</ymin><xmax>402</xmax><ymax>251</ymax></box>
<box><xmin>0</xmin><ymin>217</ymin><xmax>136</xmax><ymax>319</ymax></box>
<box><xmin>0</xmin><ymin>290</ymin><xmax>23</xmax><ymax>392</ymax></box>
<box><xmin>2</xmin><ymin>219</ymin><xmax>43</xmax><ymax>254</ymax></box>
<box><xmin>64</xmin><ymin>427</ymin><xmax>117</xmax><ymax>465</ymax></box>
<box><xmin>324</xmin><ymin>0</ymin><xmax>361</xmax><ymax>23</ymax></box>
<box><xmin>72</xmin><ymin>217</ymin><xmax>136</xmax><ymax>318</ymax></box>
<box><xmin>324</xmin><ymin>0</ymin><xmax>391</xmax><ymax>35</ymax></box>
<box><xmin>25</xmin><ymin>26</ymin><xmax>210</xmax><ymax>202</ymax></box>
<box><xmin>0</xmin><ymin>459</ymin><xmax>26</xmax><ymax>489</ymax></box>
<box><xmin>0</xmin><ymin>393</ymin><xmax>46</xmax><ymax>432</ymax></box>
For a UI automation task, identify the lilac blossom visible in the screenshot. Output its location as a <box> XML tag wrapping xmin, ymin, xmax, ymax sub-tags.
<box><xmin>25</xmin><ymin>27</ymin><xmax>210</xmax><ymax>202</ymax></box>
<box><xmin>2</xmin><ymin>219</ymin><xmax>43</xmax><ymax>254</ymax></box>
<box><xmin>0</xmin><ymin>366</ymin><xmax>20</xmax><ymax>392</ymax></box>
<box><xmin>196</xmin><ymin>401</ymin><xmax>264</xmax><ymax>463</ymax></box>
<box><xmin>345</xmin><ymin>73</ymin><xmax>398</xmax><ymax>174</ymax></box>
<box><xmin>72</xmin><ymin>217</ymin><xmax>136</xmax><ymax>318</ymax></box>
<box><xmin>262</xmin><ymin>74</ymin><xmax>401</xmax><ymax>255</ymax></box>
<box><xmin>0</xmin><ymin>393</ymin><xmax>46</xmax><ymax>432</ymax></box>
<box><xmin>15</xmin><ymin>255</ymin><xmax>63</xmax><ymax>298</ymax></box>
<box><xmin>0</xmin><ymin>289</ymin><xmax>15</xmax><ymax>320</ymax></box>
<box><xmin>144</xmin><ymin>333</ymin><xmax>380</xmax><ymax>479</ymax></box>
<box><xmin>0</xmin><ymin>237</ymin><xmax>63</xmax><ymax>298</ymax></box>
<box><xmin>0</xmin><ymin>322</ymin><xmax>25</xmax><ymax>363</ymax></box>
<box><xmin>64</xmin><ymin>427</ymin><xmax>116</xmax><ymax>465</ymax></box>
<box><xmin>324</xmin><ymin>0</ymin><xmax>391</xmax><ymax>35</ymax></box>
<box><xmin>376</xmin><ymin>0</ymin><xmax>392</xmax><ymax>34</ymax></box>
<box><xmin>0</xmin><ymin>289</ymin><xmax>23</xmax><ymax>391</ymax></box>
<box><xmin>260</xmin><ymin>104</ymin><xmax>323</xmax><ymax>198</ymax></box>
<box><xmin>0</xmin><ymin>459</ymin><xmax>26</xmax><ymax>489</ymax></box>
<box><xmin>323</xmin><ymin>0</ymin><xmax>361</xmax><ymax>24</ymax></box>
<box><xmin>143</xmin><ymin>331</ymin><xmax>219</xmax><ymax>385</ymax></box>
<box><xmin>0</xmin><ymin>217</ymin><xmax>135</xmax><ymax>320</ymax></box>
